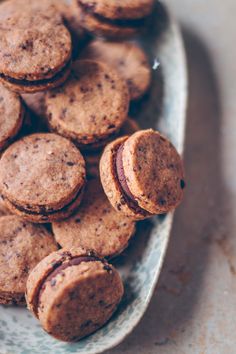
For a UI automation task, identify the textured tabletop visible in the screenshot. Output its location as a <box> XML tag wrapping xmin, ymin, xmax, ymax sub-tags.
<box><xmin>106</xmin><ymin>1</ymin><xmax>236</xmax><ymax>353</ymax></box>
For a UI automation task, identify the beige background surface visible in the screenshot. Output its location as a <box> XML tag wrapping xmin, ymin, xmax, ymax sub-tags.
<box><xmin>106</xmin><ymin>1</ymin><xmax>236</xmax><ymax>353</ymax></box>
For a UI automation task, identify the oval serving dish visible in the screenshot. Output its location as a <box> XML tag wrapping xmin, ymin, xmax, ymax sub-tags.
<box><xmin>0</xmin><ymin>1</ymin><xmax>187</xmax><ymax>353</ymax></box>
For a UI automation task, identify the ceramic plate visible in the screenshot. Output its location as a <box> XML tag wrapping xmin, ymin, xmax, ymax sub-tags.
<box><xmin>0</xmin><ymin>1</ymin><xmax>187</xmax><ymax>353</ymax></box>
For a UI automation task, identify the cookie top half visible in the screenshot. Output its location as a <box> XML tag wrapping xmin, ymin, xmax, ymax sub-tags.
<box><xmin>120</xmin><ymin>130</ymin><xmax>185</xmax><ymax>214</ymax></box>
<box><xmin>0</xmin><ymin>84</ymin><xmax>24</xmax><ymax>150</ymax></box>
<box><xmin>78</xmin><ymin>0</ymin><xmax>154</xmax><ymax>19</ymax></box>
<box><xmin>45</xmin><ymin>60</ymin><xmax>129</xmax><ymax>148</ymax></box>
<box><xmin>0</xmin><ymin>133</ymin><xmax>86</xmax><ymax>213</ymax></box>
<box><xmin>0</xmin><ymin>1</ymin><xmax>72</xmax><ymax>81</ymax></box>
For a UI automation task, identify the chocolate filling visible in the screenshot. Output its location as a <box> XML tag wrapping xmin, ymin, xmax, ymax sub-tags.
<box><xmin>33</xmin><ymin>253</ymin><xmax>111</xmax><ymax>316</ymax></box>
<box><xmin>0</xmin><ymin>60</ymin><xmax>71</xmax><ymax>87</ymax></box>
<box><xmin>115</xmin><ymin>143</ymin><xmax>151</xmax><ymax>216</ymax></box>
<box><xmin>4</xmin><ymin>185</ymin><xmax>84</xmax><ymax>217</ymax></box>
<box><xmin>78</xmin><ymin>1</ymin><xmax>147</xmax><ymax>28</ymax></box>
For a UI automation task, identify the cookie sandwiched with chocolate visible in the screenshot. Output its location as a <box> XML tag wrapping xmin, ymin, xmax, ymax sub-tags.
<box><xmin>0</xmin><ymin>215</ymin><xmax>57</xmax><ymax>305</ymax></box>
<box><xmin>100</xmin><ymin>129</ymin><xmax>185</xmax><ymax>220</ymax></box>
<box><xmin>52</xmin><ymin>179</ymin><xmax>136</xmax><ymax>259</ymax></box>
<box><xmin>0</xmin><ymin>1</ymin><xmax>72</xmax><ymax>93</ymax></box>
<box><xmin>74</xmin><ymin>0</ymin><xmax>154</xmax><ymax>39</ymax></box>
<box><xmin>0</xmin><ymin>133</ymin><xmax>86</xmax><ymax>223</ymax></box>
<box><xmin>45</xmin><ymin>60</ymin><xmax>129</xmax><ymax>150</ymax></box>
<box><xmin>26</xmin><ymin>248</ymin><xmax>124</xmax><ymax>342</ymax></box>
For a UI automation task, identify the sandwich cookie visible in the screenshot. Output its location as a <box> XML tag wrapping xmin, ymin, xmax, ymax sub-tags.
<box><xmin>0</xmin><ymin>133</ymin><xmax>86</xmax><ymax>223</ymax></box>
<box><xmin>26</xmin><ymin>248</ymin><xmax>124</xmax><ymax>341</ymax></box>
<box><xmin>45</xmin><ymin>60</ymin><xmax>129</xmax><ymax>150</ymax></box>
<box><xmin>0</xmin><ymin>3</ymin><xmax>72</xmax><ymax>93</ymax></box>
<box><xmin>0</xmin><ymin>84</ymin><xmax>25</xmax><ymax>151</ymax></box>
<box><xmin>75</xmin><ymin>0</ymin><xmax>154</xmax><ymax>39</ymax></box>
<box><xmin>100</xmin><ymin>129</ymin><xmax>185</xmax><ymax>220</ymax></box>
<box><xmin>0</xmin><ymin>215</ymin><xmax>57</xmax><ymax>305</ymax></box>
<box><xmin>52</xmin><ymin>179</ymin><xmax>136</xmax><ymax>258</ymax></box>
<box><xmin>81</xmin><ymin>40</ymin><xmax>151</xmax><ymax>100</ymax></box>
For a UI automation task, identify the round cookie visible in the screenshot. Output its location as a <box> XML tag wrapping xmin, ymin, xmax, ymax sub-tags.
<box><xmin>100</xmin><ymin>129</ymin><xmax>185</xmax><ymax>220</ymax></box>
<box><xmin>81</xmin><ymin>40</ymin><xmax>151</xmax><ymax>100</ymax></box>
<box><xmin>75</xmin><ymin>0</ymin><xmax>154</xmax><ymax>39</ymax></box>
<box><xmin>45</xmin><ymin>60</ymin><xmax>129</xmax><ymax>150</ymax></box>
<box><xmin>0</xmin><ymin>84</ymin><xmax>24</xmax><ymax>151</ymax></box>
<box><xmin>52</xmin><ymin>179</ymin><xmax>136</xmax><ymax>258</ymax></box>
<box><xmin>0</xmin><ymin>215</ymin><xmax>58</xmax><ymax>305</ymax></box>
<box><xmin>0</xmin><ymin>3</ymin><xmax>72</xmax><ymax>93</ymax></box>
<box><xmin>26</xmin><ymin>248</ymin><xmax>124</xmax><ymax>341</ymax></box>
<box><xmin>0</xmin><ymin>133</ymin><xmax>86</xmax><ymax>223</ymax></box>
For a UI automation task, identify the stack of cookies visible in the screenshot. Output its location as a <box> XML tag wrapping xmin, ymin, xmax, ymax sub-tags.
<box><xmin>0</xmin><ymin>0</ymin><xmax>185</xmax><ymax>343</ymax></box>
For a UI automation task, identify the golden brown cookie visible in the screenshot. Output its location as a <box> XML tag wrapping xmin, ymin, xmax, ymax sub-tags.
<box><xmin>45</xmin><ymin>60</ymin><xmax>129</xmax><ymax>150</ymax></box>
<box><xmin>81</xmin><ymin>40</ymin><xmax>151</xmax><ymax>100</ymax></box>
<box><xmin>0</xmin><ymin>84</ymin><xmax>25</xmax><ymax>151</ymax></box>
<box><xmin>52</xmin><ymin>179</ymin><xmax>136</xmax><ymax>258</ymax></box>
<box><xmin>0</xmin><ymin>215</ymin><xmax>57</xmax><ymax>305</ymax></box>
<box><xmin>100</xmin><ymin>129</ymin><xmax>185</xmax><ymax>220</ymax></box>
<box><xmin>26</xmin><ymin>248</ymin><xmax>124</xmax><ymax>341</ymax></box>
<box><xmin>0</xmin><ymin>133</ymin><xmax>86</xmax><ymax>223</ymax></box>
<box><xmin>0</xmin><ymin>1</ymin><xmax>72</xmax><ymax>93</ymax></box>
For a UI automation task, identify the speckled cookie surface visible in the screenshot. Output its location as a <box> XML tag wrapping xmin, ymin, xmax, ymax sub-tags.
<box><xmin>0</xmin><ymin>133</ymin><xmax>86</xmax><ymax>220</ymax></box>
<box><xmin>100</xmin><ymin>130</ymin><xmax>185</xmax><ymax>219</ymax></box>
<box><xmin>78</xmin><ymin>0</ymin><xmax>154</xmax><ymax>19</ymax></box>
<box><xmin>0</xmin><ymin>1</ymin><xmax>72</xmax><ymax>92</ymax></box>
<box><xmin>0</xmin><ymin>84</ymin><xmax>24</xmax><ymax>150</ymax></box>
<box><xmin>52</xmin><ymin>179</ymin><xmax>136</xmax><ymax>258</ymax></box>
<box><xmin>81</xmin><ymin>40</ymin><xmax>151</xmax><ymax>100</ymax></box>
<box><xmin>45</xmin><ymin>59</ymin><xmax>129</xmax><ymax>149</ymax></box>
<box><xmin>122</xmin><ymin>130</ymin><xmax>185</xmax><ymax>214</ymax></box>
<box><xmin>26</xmin><ymin>248</ymin><xmax>124</xmax><ymax>341</ymax></box>
<box><xmin>0</xmin><ymin>215</ymin><xmax>57</xmax><ymax>305</ymax></box>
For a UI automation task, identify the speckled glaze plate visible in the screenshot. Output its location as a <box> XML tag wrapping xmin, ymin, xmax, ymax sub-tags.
<box><xmin>0</xmin><ymin>1</ymin><xmax>187</xmax><ymax>354</ymax></box>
